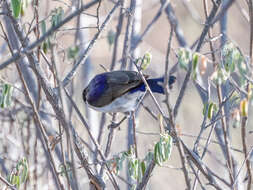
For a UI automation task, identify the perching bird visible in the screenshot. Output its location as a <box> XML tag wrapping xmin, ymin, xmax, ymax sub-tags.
<box><xmin>83</xmin><ymin>70</ymin><xmax>176</xmax><ymax>113</ymax></box>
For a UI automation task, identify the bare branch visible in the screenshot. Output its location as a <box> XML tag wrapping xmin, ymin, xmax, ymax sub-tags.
<box><xmin>62</xmin><ymin>0</ymin><xmax>121</xmax><ymax>87</ymax></box>
<box><xmin>0</xmin><ymin>0</ymin><xmax>100</xmax><ymax>70</ymax></box>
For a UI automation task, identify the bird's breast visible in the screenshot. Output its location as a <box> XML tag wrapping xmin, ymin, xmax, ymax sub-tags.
<box><xmin>87</xmin><ymin>90</ymin><xmax>146</xmax><ymax>113</ymax></box>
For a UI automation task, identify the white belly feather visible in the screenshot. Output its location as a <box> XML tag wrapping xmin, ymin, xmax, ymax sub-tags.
<box><xmin>88</xmin><ymin>90</ymin><xmax>146</xmax><ymax>113</ymax></box>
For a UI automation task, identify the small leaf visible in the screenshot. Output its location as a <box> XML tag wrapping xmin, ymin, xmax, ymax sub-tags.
<box><xmin>42</xmin><ymin>42</ymin><xmax>48</xmax><ymax>54</ymax></box>
<box><xmin>0</xmin><ymin>84</ymin><xmax>13</xmax><ymax>108</ymax></box>
<box><xmin>207</xmin><ymin>102</ymin><xmax>217</xmax><ymax>119</ymax></box>
<box><xmin>107</xmin><ymin>30</ymin><xmax>115</xmax><ymax>47</ymax></box>
<box><xmin>192</xmin><ymin>53</ymin><xmax>199</xmax><ymax>71</ymax></box>
<box><xmin>7</xmin><ymin>157</ymin><xmax>29</xmax><ymax>188</ymax></box>
<box><xmin>158</xmin><ymin>140</ymin><xmax>163</xmax><ymax>161</ymax></box>
<box><xmin>141</xmin><ymin>161</ymin><xmax>146</xmax><ymax>176</ymax></box>
<box><xmin>154</xmin><ymin>134</ymin><xmax>172</xmax><ymax>166</ymax></box>
<box><xmin>6</xmin><ymin>85</ymin><xmax>13</xmax><ymax>107</ymax></box>
<box><xmin>41</xmin><ymin>20</ymin><xmax>47</xmax><ymax>35</ymax></box>
<box><xmin>210</xmin><ymin>68</ymin><xmax>230</xmax><ymax>85</ymax></box>
<box><xmin>202</xmin><ymin>102</ymin><xmax>208</xmax><ymax>116</ymax></box>
<box><xmin>11</xmin><ymin>0</ymin><xmax>22</xmax><ymax>18</ymax></box>
<box><xmin>141</xmin><ymin>52</ymin><xmax>152</xmax><ymax>70</ymax></box>
<box><xmin>240</xmin><ymin>99</ymin><xmax>248</xmax><ymax>117</ymax></box>
<box><xmin>222</xmin><ymin>42</ymin><xmax>243</xmax><ymax>73</ymax></box>
<box><xmin>154</xmin><ymin>143</ymin><xmax>162</xmax><ymax>166</ymax></box>
<box><xmin>144</xmin><ymin>152</ymin><xmax>153</xmax><ymax>164</ymax></box>
<box><xmin>20</xmin><ymin>4</ymin><xmax>25</xmax><ymax>16</ymax></box>
<box><xmin>67</xmin><ymin>46</ymin><xmax>79</xmax><ymax>60</ymax></box>
<box><xmin>7</xmin><ymin>172</ymin><xmax>15</xmax><ymax>184</ymax></box>
<box><xmin>15</xmin><ymin>176</ymin><xmax>20</xmax><ymax>188</ymax></box>
<box><xmin>207</xmin><ymin>103</ymin><xmax>214</xmax><ymax>119</ymax></box>
<box><xmin>200</xmin><ymin>55</ymin><xmax>207</xmax><ymax>75</ymax></box>
<box><xmin>51</xmin><ymin>7</ymin><xmax>64</xmax><ymax>27</ymax></box>
<box><xmin>19</xmin><ymin>158</ymin><xmax>28</xmax><ymax>183</ymax></box>
<box><xmin>178</xmin><ymin>48</ymin><xmax>191</xmax><ymax>70</ymax></box>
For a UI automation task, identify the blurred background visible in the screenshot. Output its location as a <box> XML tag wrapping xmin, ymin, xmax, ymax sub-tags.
<box><xmin>0</xmin><ymin>0</ymin><xmax>253</xmax><ymax>189</ymax></box>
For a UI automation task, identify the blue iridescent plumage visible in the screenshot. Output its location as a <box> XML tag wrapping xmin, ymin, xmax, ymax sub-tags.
<box><xmin>83</xmin><ymin>71</ymin><xmax>176</xmax><ymax>113</ymax></box>
<box><xmin>85</xmin><ymin>74</ymin><xmax>108</xmax><ymax>104</ymax></box>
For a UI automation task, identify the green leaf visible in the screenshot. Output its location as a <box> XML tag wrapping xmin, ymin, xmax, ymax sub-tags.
<box><xmin>7</xmin><ymin>172</ymin><xmax>15</xmax><ymax>184</ymax></box>
<box><xmin>144</xmin><ymin>152</ymin><xmax>153</xmax><ymax>164</ymax></box>
<box><xmin>7</xmin><ymin>157</ymin><xmax>29</xmax><ymax>188</ymax></box>
<box><xmin>40</xmin><ymin>21</ymin><xmax>51</xmax><ymax>54</ymax></box>
<box><xmin>0</xmin><ymin>84</ymin><xmax>13</xmax><ymax>108</ymax></box>
<box><xmin>51</xmin><ymin>7</ymin><xmax>64</xmax><ymax>27</ymax></box>
<box><xmin>154</xmin><ymin>143</ymin><xmax>162</xmax><ymax>166</ymax></box>
<box><xmin>41</xmin><ymin>20</ymin><xmax>47</xmax><ymax>35</ymax></box>
<box><xmin>154</xmin><ymin>134</ymin><xmax>173</xmax><ymax>166</ymax></box>
<box><xmin>202</xmin><ymin>102</ymin><xmax>208</xmax><ymax>116</ymax></box>
<box><xmin>207</xmin><ymin>102</ymin><xmax>217</xmax><ymax>119</ymax></box>
<box><xmin>207</xmin><ymin>102</ymin><xmax>214</xmax><ymax>119</ymax></box>
<box><xmin>141</xmin><ymin>52</ymin><xmax>152</xmax><ymax>70</ymax></box>
<box><xmin>178</xmin><ymin>48</ymin><xmax>191</xmax><ymax>70</ymax></box>
<box><xmin>211</xmin><ymin>68</ymin><xmax>230</xmax><ymax>85</ymax></box>
<box><xmin>128</xmin><ymin>159</ymin><xmax>135</xmax><ymax>179</ymax></box>
<box><xmin>222</xmin><ymin>43</ymin><xmax>243</xmax><ymax>73</ymax></box>
<box><xmin>192</xmin><ymin>53</ymin><xmax>199</xmax><ymax>80</ymax></box>
<box><xmin>15</xmin><ymin>176</ymin><xmax>20</xmax><ymax>188</ymax></box>
<box><xmin>107</xmin><ymin>30</ymin><xmax>115</xmax><ymax>47</ymax></box>
<box><xmin>6</xmin><ymin>85</ymin><xmax>13</xmax><ymax>107</ymax></box>
<box><xmin>11</xmin><ymin>0</ymin><xmax>22</xmax><ymax>18</ymax></box>
<box><xmin>141</xmin><ymin>161</ymin><xmax>146</xmax><ymax>176</ymax></box>
<box><xmin>67</xmin><ymin>46</ymin><xmax>79</xmax><ymax>60</ymax></box>
<box><xmin>192</xmin><ymin>53</ymin><xmax>199</xmax><ymax>71</ymax></box>
<box><xmin>42</xmin><ymin>42</ymin><xmax>48</xmax><ymax>54</ymax></box>
<box><xmin>20</xmin><ymin>158</ymin><xmax>28</xmax><ymax>183</ymax></box>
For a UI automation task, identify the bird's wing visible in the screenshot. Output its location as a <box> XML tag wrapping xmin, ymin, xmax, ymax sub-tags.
<box><xmin>106</xmin><ymin>71</ymin><xmax>142</xmax><ymax>84</ymax></box>
<box><xmin>85</xmin><ymin>71</ymin><xmax>148</xmax><ymax>107</ymax></box>
<box><xmin>106</xmin><ymin>71</ymin><xmax>148</xmax><ymax>99</ymax></box>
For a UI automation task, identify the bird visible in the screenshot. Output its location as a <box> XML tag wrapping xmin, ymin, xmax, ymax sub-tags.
<box><xmin>83</xmin><ymin>70</ymin><xmax>176</xmax><ymax>113</ymax></box>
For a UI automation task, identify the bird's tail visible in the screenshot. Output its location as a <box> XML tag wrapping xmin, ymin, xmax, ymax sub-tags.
<box><xmin>147</xmin><ymin>75</ymin><xmax>176</xmax><ymax>94</ymax></box>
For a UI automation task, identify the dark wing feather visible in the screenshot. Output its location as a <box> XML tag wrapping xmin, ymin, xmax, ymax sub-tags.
<box><xmin>83</xmin><ymin>71</ymin><xmax>148</xmax><ymax>107</ymax></box>
<box><xmin>107</xmin><ymin>71</ymin><xmax>147</xmax><ymax>99</ymax></box>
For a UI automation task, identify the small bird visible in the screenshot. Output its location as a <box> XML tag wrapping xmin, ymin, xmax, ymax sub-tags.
<box><xmin>83</xmin><ymin>70</ymin><xmax>176</xmax><ymax>113</ymax></box>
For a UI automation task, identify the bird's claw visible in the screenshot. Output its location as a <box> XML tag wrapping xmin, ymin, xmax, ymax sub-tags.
<box><xmin>107</xmin><ymin>115</ymin><xmax>128</xmax><ymax>129</ymax></box>
<box><xmin>108</xmin><ymin>121</ymin><xmax>121</xmax><ymax>129</ymax></box>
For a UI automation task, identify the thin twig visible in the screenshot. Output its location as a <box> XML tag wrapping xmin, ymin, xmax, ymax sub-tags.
<box><xmin>0</xmin><ymin>175</ymin><xmax>17</xmax><ymax>190</ymax></box>
<box><xmin>110</xmin><ymin>0</ymin><xmax>125</xmax><ymax>70</ymax></box>
<box><xmin>136</xmin><ymin>158</ymin><xmax>156</xmax><ymax>190</ymax></box>
<box><xmin>132</xmin><ymin>0</ymin><xmax>169</xmax><ymax>50</ymax></box>
<box><xmin>131</xmin><ymin>111</ymin><xmax>138</xmax><ymax>158</ymax></box>
<box><xmin>232</xmin><ymin>147</ymin><xmax>253</xmax><ymax>189</ymax></box>
<box><xmin>62</xmin><ymin>0</ymin><xmax>121</xmax><ymax>87</ymax></box>
<box><xmin>217</xmin><ymin>85</ymin><xmax>234</xmax><ymax>184</ymax></box>
<box><xmin>16</xmin><ymin>59</ymin><xmax>64</xmax><ymax>190</ymax></box>
<box><xmin>64</xmin><ymin>89</ymin><xmax>120</xmax><ymax>190</ymax></box>
<box><xmin>121</xmin><ymin>1</ymin><xmax>134</xmax><ymax>70</ymax></box>
<box><xmin>0</xmin><ymin>8</ymin><xmax>64</xmax><ymax>189</ymax></box>
<box><xmin>241</xmin><ymin>116</ymin><xmax>252</xmax><ymax>190</ymax></box>
<box><xmin>99</xmin><ymin>114</ymin><xmax>116</xmax><ymax>176</ymax></box>
<box><xmin>50</xmin><ymin>43</ymin><xmax>72</xmax><ymax>189</ymax></box>
<box><xmin>0</xmin><ymin>0</ymin><xmax>100</xmax><ymax>70</ymax></box>
<box><xmin>164</xmin><ymin>3</ymin><xmax>188</xmax><ymax>47</ymax></box>
<box><xmin>211</xmin><ymin>0</ymin><xmax>236</xmax><ymax>25</ymax></box>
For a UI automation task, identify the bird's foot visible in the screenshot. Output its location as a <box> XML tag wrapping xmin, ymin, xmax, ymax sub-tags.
<box><xmin>108</xmin><ymin>115</ymin><xmax>127</xmax><ymax>129</ymax></box>
<box><xmin>108</xmin><ymin>121</ymin><xmax>120</xmax><ymax>129</ymax></box>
